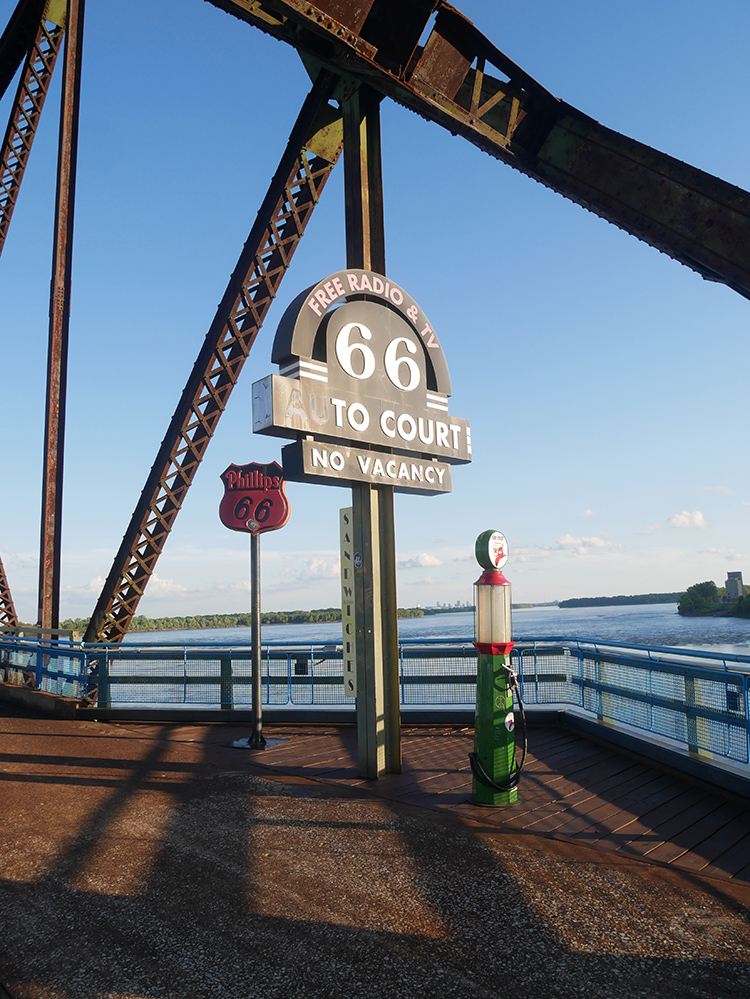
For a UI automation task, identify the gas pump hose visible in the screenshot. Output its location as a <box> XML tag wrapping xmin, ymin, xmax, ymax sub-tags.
<box><xmin>468</xmin><ymin>660</ymin><xmax>528</xmax><ymax>792</ymax></box>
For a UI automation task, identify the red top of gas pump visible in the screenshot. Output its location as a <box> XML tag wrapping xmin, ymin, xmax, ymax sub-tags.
<box><xmin>473</xmin><ymin>568</ymin><xmax>511</xmax><ymax>587</ymax></box>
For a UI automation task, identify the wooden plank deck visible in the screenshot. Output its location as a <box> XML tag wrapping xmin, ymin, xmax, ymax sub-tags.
<box><xmin>250</xmin><ymin>722</ymin><xmax>750</xmax><ymax>885</ymax></box>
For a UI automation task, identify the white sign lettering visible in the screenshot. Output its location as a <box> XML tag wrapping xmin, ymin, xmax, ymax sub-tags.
<box><xmin>283</xmin><ymin>440</ymin><xmax>452</xmax><ymax>494</ymax></box>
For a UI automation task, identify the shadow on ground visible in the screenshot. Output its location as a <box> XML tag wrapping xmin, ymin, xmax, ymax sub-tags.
<box><xmin>1</xmin><ymin>706</ymin><xmax>750</xmax><ymax>998</ymax></box>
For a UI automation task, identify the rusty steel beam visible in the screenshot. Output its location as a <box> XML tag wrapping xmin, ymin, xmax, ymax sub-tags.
<box><xmin>0</xmin><ymin>553</ymin><xmax>19</xmax><ymax>629</ymax></box>
<box><xmin>84</xmin><ymin>74</ymin><xmax>343</xmax><ymax>643</ymax></box>
<box><xmin>0</xmin><ymin>2</ymin><xmax>66</xmax><ymax>259</ymax></box>
<box><xmin>209</xmin><ymin>0</ymin><xmax>750</xmax><ymax>300</ymax></box>
<box><xmin>38</xmin><ymin>0</ymin><xmax>83</xmax><ymax>632</ymax></box>
<box><xmin>0</xmin><ymin>0</ymin><xmax>50</xmax><ymax>99</ymax></box>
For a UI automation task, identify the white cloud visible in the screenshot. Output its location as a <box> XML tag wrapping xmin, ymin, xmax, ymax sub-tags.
<box><xmin>667</xmin><ymin>511</ymin><xmax>708</xmax><ymax>530</ymax></box>
<box><xmin>281</xmin><ymin>557</ymin><xmax>340</xmax><ymax>581</ymax></box>
<box><xmin>579</xmin><ymin>509</ymin><xmax>595</xmax><ymax>518</ymax></box>
<box><xmin>556</xmin><ymin>533</ymin><xmax>622</xmax><ymax>555</ymax></box>
<box><xmin>305</xmin><ymin>557</ymin><xmax>341</xmax><ymax>579</ymax></box>
<box><xmin>398</xmin><ymin>553</ymin><xmax>444</xmax><ymax>569</ymax></box>
<box><xmin>703</xmin><ymin>486</ymin><xmax>734</xmax><ymax>495</ymax></box>
<box><xmin>1</xmin><ymin>546</ymin><xmax>37</xmax><ymax>570</ymax></box>
<box><xmin>636</xmin><ymin>522</ymin><xmax>663</xmax><ymax>536</ymax></box>
<box><xmin>146</xmin><ymin>575</ymin><xmax>188</xmax><ymax>598</ymax></box>
<box><xmin>61</xmin><ymin>575</ymin><xmax>107</xmax><ymax>597</ymax></box>
<box><xmin>505</xmin><ymin>540</ymin><xmax>548</xmax><ymax>564</ymax></box>
<box><xmin>701</xmin><ymin>547</ymin><xmax>746</xmax><ymax>562</ymax></box>
<box><xmin>209</xmin><ymin>580</ymin><xmax>251</xmax><ymax>593</ymax></box>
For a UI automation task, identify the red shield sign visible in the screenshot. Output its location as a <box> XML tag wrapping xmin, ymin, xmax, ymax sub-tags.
<box><xmin>219</xmin><ymin>461</ymin><xmax>291</xmax><ymax>535</ymax></box>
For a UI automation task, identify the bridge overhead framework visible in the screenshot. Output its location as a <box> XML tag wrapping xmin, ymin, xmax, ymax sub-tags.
<box><xmin>0</xmin><ymin>0</ymin><xmax>749</xmax><ymax>637</ymax></box>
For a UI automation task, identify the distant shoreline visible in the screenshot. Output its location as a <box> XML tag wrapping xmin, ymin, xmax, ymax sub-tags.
<box><xmin>61</xmin><ymin>606</ymin><xmax>445</xmax><ymax>634</ymax></box>
<box><xmin>57</xmin><ymin>594</ymin><xmax>692</xmax><ymax>634</ymax></box>
<box><xmin>559</xmin><ymin>592</ymin><xmax>682</xmax><ymax>609</ymax></box>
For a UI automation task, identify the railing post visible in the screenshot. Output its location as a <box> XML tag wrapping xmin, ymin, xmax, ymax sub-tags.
<box><xmin>398</xmin><ymin>640</ymin><xmax>404</xmax><ymax>707</ymax></box>
<box><xmin>684</xmin><ymin>671</ymin><xmax>711</xmax><ymax>760</ymax></box>
<box><xmin>594</xmin><ymin>645</ymin><xmax>614</xmax><ymax>725</ymax></box>
<box><xmin>220</xmin><ymin>655</ymin><xmax>233</xmax><ymax>710</ymax></box>
<box><xmin>97</xmin><ymin>654</ymin><xmax>110</xmax><ymax>710</ymax></box>
<box><xmin>647</xmin><ymin>649</ymin><xmax>654</xmax><ymax>733</ymax></box>
<box><xmin>514</xmin><ymin>647</ymin><xmax>525</xmax><ymax>703</ymax></box>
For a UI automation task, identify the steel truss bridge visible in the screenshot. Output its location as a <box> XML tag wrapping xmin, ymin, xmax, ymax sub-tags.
<box><xmin>1</xmin><ymin>0</ymin><xmax>749</xmax><ymax>643</ymax></box>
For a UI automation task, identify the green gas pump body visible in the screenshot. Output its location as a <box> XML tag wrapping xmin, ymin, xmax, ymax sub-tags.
<box><xmin>471</xmin><ymin>530</ymin><xmax>518</xmax><ymax>806</ymax></box>
<box><xmin>473</xmin><ymin>645</ymin><xmax>517</xmax><ymax>806</ymax></box>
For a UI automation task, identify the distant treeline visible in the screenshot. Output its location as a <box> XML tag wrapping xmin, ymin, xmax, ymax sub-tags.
<box><xmin>558</xmin><ymin>592</ymin><xmax>683</xmax><ymax>609</ymax></box>
<box><xmin>61</xmin><ymin>607</ymin><xmax>425</xmax><ymax>633</ymax></box>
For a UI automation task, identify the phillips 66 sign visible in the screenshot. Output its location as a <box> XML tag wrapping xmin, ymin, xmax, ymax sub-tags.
<box><xmin>219</xmin><ymin>461</ymin><xmax>291</xmax><ymax>535</ymax></box>
<box><xmin>252</xmin><ymin>269</ymin><xmax>471</xmax><ymax>494</ymax></box>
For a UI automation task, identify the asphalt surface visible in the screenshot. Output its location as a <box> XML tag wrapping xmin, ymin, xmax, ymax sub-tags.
<box><xmin>1</xmin><ymin>702</ymin><xmax>750</xmax><ymax>999</ymax></box>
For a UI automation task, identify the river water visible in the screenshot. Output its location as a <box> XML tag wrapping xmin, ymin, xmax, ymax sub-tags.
<box><xmin>123</xmin><ymin>603</ymin><xmax>750</xmax><ymax>657</ymax></box>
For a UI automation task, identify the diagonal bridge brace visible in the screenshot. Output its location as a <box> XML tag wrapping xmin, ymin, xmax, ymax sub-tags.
<box><xmin>0</xmin><ymin>0</ymin><xmax>52</xmax><ymax>99</ymax></box>
<box><xmin>84</xmin><ymin>73</ymin><xmax>343</xmax><ymax>643</ymax></box>
<box><xmin>0</xmin><ymin>0</ymin><xmax>66</xmax><ymax>260</ymax></box>
<box><xmin>0</xmin><ymin>553</ymin><xmax>19</xmax><ymax>629</ymax></box>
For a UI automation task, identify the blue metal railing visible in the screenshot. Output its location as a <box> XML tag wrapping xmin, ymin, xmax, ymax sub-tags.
<box><xmin>509</xmin><ymin>639</ymin><xmax>750</xmax><ymax>764</ymax></box>
<box><xmin>2</xmin><ymin>634</ymin><xmax>749</xmax><ymax>765</ymax></box>
<box><xmin>0</xmin><ymin>636</ymin><xmax>89</xmax><ymax>700</ymax></box>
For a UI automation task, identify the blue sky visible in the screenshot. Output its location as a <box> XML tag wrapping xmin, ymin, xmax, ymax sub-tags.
<box><xmin>1</xmin><ymin>0</ymin><xmax>750</xmax><ymax>621</ymax></box>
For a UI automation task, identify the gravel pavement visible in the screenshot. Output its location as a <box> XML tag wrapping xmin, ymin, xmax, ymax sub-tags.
<box><xmin>1</xmin><ymin>705</ymin><xmax>750</xmax><ymax>999</ymax></box>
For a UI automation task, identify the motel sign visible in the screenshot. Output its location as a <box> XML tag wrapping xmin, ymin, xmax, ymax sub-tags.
<box><xmin>252</xmin><ymin>269</ymin><xmax>471</xmax><ymax>493</ymax></box>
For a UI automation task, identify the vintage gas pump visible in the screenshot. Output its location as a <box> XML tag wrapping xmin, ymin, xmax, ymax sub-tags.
<box><xmin>469</xmin><ymin>530</ymin><xmax>526</xmax><ymax>806</ymax></box>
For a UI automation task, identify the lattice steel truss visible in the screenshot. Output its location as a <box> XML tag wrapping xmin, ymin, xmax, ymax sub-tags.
<box><xmin>0</xmin><ymin>554</ymin><xmax>19</xmax><ymax>628</ymax></box>
<box><xmin>0</xmin><ymin>8</ymin><xmax>64</xmax><ymax>258</ymax></box>
<box><xmin>84</xmin><ymin>76</ymin><xmax>343</xmax><ymax>643</ymax></box>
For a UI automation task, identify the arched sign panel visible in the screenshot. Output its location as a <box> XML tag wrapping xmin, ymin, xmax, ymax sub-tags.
<box><xmin>252</xmin><ymin>270</ymin><xmax>471</xmax><ymax>494</ymax></box>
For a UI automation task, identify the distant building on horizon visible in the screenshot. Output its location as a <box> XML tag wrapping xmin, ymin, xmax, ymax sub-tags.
<box><xmin>726</xmin><ymin>571</ymin><xmax>744</xmax><ymax>601</ymax></box>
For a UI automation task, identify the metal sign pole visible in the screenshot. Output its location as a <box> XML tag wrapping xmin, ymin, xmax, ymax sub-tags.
<box><xmin>342</xmin><ymin>85</ymin><xmax>401</xmax><ymax>778</ymax></box>
<box><xmin>219</xmin><ymin>461</ymin><xmax>289</xmax><ymax>749</ymax></box>
<box><xmin>250</xmin><ymin>531</ymin><xmax>265</xmax><ymax>749</ymax></box>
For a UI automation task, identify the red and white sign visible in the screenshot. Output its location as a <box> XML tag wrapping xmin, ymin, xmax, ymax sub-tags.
<box><xmin>219</xmin><ymin>461</ymin><xmax>290</xmax><ymax>535</ymax></box>
<box><xmin>488</xmin><ymin>532</ymin><xmax>508</xmax><ymax>569</ymax></box>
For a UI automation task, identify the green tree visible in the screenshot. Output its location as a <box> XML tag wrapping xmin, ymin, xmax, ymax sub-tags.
<box><xmin>678</xmin><ymin>580</ymin><xmax>719</xmax><ymax>616</ymax></box>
